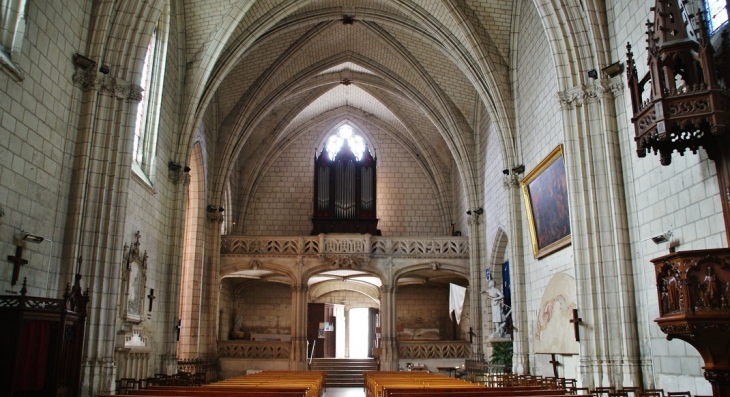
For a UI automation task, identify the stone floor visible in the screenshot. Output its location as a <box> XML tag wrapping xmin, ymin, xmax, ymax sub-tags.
<box><xmin>324</xmin><ymin>387</ymin><xmax>366</xmax><ymax>396</ymax></box>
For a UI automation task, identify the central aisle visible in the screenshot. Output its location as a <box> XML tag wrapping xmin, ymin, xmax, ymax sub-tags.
<box><xmin>325</xmin><ymin>387</ymin><xmax>366</xmax><ymax>397</ymax></box>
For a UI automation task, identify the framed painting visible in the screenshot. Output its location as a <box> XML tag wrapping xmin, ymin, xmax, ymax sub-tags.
<box><xmin>521</xmin><ymin>145</ymin><xmax>571</xmax><ymax>259</ymax></box>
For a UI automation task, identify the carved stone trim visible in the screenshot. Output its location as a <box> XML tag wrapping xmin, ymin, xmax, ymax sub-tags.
<box><xmin>72</xmin><ymin>69</ymin><xmax>143</xmax><ymax>101</ymax></box>
<box><xmin>319</xmin><ymin>254</ymin><xmax>368</xmax><ymax>268</ymax></box>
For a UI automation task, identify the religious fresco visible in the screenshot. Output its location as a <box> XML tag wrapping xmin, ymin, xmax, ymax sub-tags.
<box><xmin>522</xmin><ymin>145</ymin><xmax>572</xmax><ymax>259</ymax></box>
<box><xmin>534</xmin><ymin>273</ymin><xmax>579</xmax><ymax>354</ymax></box>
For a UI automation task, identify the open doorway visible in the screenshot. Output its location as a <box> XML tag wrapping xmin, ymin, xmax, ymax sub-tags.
<box><xmin>349</xmin><ymin>308</ymin><xmax>369</xmax><ymax>358</ymax></box>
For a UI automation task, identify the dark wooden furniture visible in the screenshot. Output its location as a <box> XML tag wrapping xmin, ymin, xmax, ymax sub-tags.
<box><xmin>311</xmin><ymin>144</ymin><xmax>379</xmax><ymax>235</ymax></box>
<box><xmin>626</xmin><ymin>0</ymin><xmax>730</xmax><ymax>245</ymax></box>
<box><xmin>0</xmin><ymin>275</ymin><xmax>89</xmax><ymax>397</ymax></box>
<box><xmin>652</xmin><ymin>249</ymin><xmax>730</xmax><ymax>397</ymax></box>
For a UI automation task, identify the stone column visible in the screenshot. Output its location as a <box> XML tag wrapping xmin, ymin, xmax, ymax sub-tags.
<box><xmin>466</xmin><ymin>213</ymin><xmax>484</xmax><ymax>359</ymax></box>
<box><xmin>69</xmin><ymin>69</ymin><xmax>143</xmax><ymax>397</ymax></box>
<box><xmin>557</xmin><ymin>78</ymin><xmax>641</xmax><ymax>388</ymax></box>
<box><xmin>290</xmin><ymin>284</ymin><xmax>309</xmax><ymax>370</ymax></box>
<box><xmin>503</xmin><ymin>175</ymin><xmax>529</xmax><ymax>374</ymax></box>
<box><xmin>379</xmin><ymin>284</ymin><xmax>398</xmax><ymax>370</ymax></box>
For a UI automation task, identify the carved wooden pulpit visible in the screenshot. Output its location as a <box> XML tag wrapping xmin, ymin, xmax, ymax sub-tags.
<box><xmin>627</xmin><ymin>1</ymin><xmax>730</xmax><ymax>396</ymax></box>
<box><xmin>651</xmin><ymin>250</ymin><xmax>730</xmax><ymax>396</ymax></box>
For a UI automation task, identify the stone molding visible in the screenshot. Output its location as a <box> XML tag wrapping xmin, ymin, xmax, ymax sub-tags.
<box><xmin>72</xmin><ymin>69</ymin><xmax>144</xmax><ymax>101</ymax></box>
<box><xmin>558</xmin><ymin>79</ymin><xmax>617</xmax><ymax>110</ymax></box>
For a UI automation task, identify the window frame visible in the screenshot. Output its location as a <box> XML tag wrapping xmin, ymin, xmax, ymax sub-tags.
<box><xmin>132</xmin><ymin>4</ymin><xmax>170</xmax><ymax>184</ymax></box>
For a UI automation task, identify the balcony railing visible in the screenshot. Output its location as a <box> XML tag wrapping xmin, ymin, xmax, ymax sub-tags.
<box><xmin>397</xmin><ymin>341</ymin><xmax>472</xmax><ymax>359</ymax></box>
<box><xmin>218</xmin><ymin>340</ymin><xmax>290</xmax><ymax>359</ymax></box>
<box><xmin>221</xmin><ymin>235</ymin><xmax>468</xmax><ymax>258</ymax></box>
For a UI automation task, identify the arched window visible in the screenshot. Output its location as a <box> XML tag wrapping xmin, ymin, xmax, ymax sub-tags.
<box><xmin>312</xmin><ymin>124</ymin><xmax>379</xmax><ymax>235</ymax></box>
<box><xmin>132</xmin><ymin>3</ymin><xmax>169</xmax><ymax>181</ymax></box>
<box><xmin>706</xmin><ymin>0</ymin><xmax>728</xmax><ymax>34</ymax></box>
<box><xmin>0</xmin><ymin>0</ymin><xmax>28</xmax><ymax>79</ymax></box>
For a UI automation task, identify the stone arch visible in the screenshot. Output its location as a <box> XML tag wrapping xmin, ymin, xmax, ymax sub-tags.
<box><xmin>309</xmin><ymin>280</ymin><xmax>381</xmax><ymax>305</ymax></box>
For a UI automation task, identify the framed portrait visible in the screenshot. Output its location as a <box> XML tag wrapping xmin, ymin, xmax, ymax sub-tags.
<box><xmin>521</xmin><ymin>145</ymin><xmax>571</xmax><ymax>259</ymax></box>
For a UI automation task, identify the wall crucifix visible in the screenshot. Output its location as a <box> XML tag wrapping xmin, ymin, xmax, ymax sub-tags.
<box><xmin>7</xmin><ymin>245</ymin><xmax>28</xmax><ymax>286</ymax></box>
<box><xmin>570</xmin><ymin>308</ymin><xmax>582</xmax><ymax>341</ymax></box>
<box><xmin>549</xmin><ymin>353</ymin><xmax>561</xmax><ymax>378</ymax></box>
<box><xmin>147</xmin><ymin>288</ymin><xmax>156</xmax><ymax>312</ymax></box>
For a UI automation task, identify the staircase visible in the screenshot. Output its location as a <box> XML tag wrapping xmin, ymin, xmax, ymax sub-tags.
<box><xmin>310</xmin><ymin>358</ymin><xmax>378</xmax><ymax>387</ymax></box>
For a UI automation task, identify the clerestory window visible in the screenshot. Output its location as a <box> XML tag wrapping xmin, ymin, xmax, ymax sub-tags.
<box><xmin>706</xmin><ymin>0</ymin><xmax>728</xmax><ymax>34</ymax></box>
<box><xmin>0</xmin><ymin>0</ymin><xmax>28</xmax><ymax>79</ymax></box>
<box><xmin>132</xmin><ymin>3</ymin><xmax>169</xmax><ymax>182</ymax></box>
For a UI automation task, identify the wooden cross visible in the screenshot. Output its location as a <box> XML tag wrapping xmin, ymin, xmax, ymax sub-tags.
<box><xmin>570</xmin><ymin>308</ymin><xmax>582</xmax><ymax>342</ymax></box>
<box><xmin>176</xmin><ymin>319</ymin><xmax>182</xmax><ymax>341</ymax></box>
<box><xmin>7</xmin><ymin>245</ymin><xmax>28</xmax><ymax>286</ymax></box>
<box><xmin>147</xmin><ymin>288</ymin><xmax>156</xmax><ymax>312</ymax></box>
<box><xmin>549</xmin><ymin>353</ymin><xmax>561</xmax><ymax>378</ymax></box>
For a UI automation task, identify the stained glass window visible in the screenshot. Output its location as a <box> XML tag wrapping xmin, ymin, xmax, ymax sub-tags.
<box><xmin>326</xmin><ymin>125</ymin><xmax>367</xmax><ymax>161</ymax></box>
<box><xmin>707</xmin><ymin>0</ymin><xmax>728</xmax><ymax>34</ymax></box>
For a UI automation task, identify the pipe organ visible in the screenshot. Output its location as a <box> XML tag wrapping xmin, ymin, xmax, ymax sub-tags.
<box><xmin>312</xmin><ymin>145</ymin><xmax>379</xmax><ymax>234</ymax></box>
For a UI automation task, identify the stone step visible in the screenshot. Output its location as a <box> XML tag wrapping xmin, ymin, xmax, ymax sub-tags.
<box><xmin>311</xmin><ymin>358</ymin><xmax>377</xmax><ymax>388</ymax></box>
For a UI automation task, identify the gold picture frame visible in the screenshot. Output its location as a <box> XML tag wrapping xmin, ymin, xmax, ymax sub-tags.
<box><xmin>521</xmin><ymin>144</ymin><xmax>571</xmax><ymax>259</ymax></box>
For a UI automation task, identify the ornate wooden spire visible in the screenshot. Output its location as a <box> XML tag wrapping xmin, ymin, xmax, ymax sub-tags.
<box><xmin>626</xmin><ymin>0</ymin><xmax>730</xmax><ymax>166</ymax></box>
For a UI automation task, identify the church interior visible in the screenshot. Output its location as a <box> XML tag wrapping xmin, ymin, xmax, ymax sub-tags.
<box><xmin>1</xmin><ymin>0</ymin><xmax>730</xmax><ymax>396</ymax></box>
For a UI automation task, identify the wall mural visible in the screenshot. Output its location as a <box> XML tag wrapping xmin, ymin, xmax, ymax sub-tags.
<box><xmin>534</xmin><ymin>273</ymin><xmax>579</xmax><ymax>354</ymax></box>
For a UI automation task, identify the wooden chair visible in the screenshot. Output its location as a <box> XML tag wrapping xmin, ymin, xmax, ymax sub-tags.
<box><xmin>642</xmin><ymin>389</ymin><xmax>665</xmax><ymax>397</ymax></box>
<box><xmin>571</xmin><ymin>387</ymin><xmax>592</xmax><ymax>395</ymax></box>
<box><xmin>639</xmin><ymin>391</ymin><xmax>664</xmax><ymax>397</ymax></box>
<box><xmin>609</xmin><ymin>392</ymin><xmax>629</xmax><ymax>397</ymax></box>
<box><xmin>619</xmin><ymin>387</ymin><xmax>642</xmax><ymax>397</ymax></box>
<box><xmin>667</xmin><ymin>392</ymin><xmax>691</xmax><ymax>397</ymax></box>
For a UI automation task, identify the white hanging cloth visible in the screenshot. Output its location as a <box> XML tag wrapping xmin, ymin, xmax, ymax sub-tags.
<box><xmin>449</xmin><ymin>283</ymin><xmax>467</xmax><ymax>324</ymax></box>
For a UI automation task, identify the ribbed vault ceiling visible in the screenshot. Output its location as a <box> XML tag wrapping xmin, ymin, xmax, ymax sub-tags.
<box><xmin>189</xmin><ymin>0</ymin><xmax>515</xmax><ymax>216</ymax></box>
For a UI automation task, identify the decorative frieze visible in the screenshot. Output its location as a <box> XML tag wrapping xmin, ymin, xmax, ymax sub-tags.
<box><xmin>557</xmin><ymin>80</ymin><xmax>615</xmax><ymax>110</ymax></box>
<box><xmin>217</xmin><ymin>340</ymin><xmax>290</xmax><ymax>359</ymax></box>
<box><xmin>221</xmin><ymin>236</ymin><xmax>468</xmax><ymax>259</ymax></box>
<box><xmin>72</xmin><ymin>69</ymin><xmax>144</xmax><ymax>101</ymax></box>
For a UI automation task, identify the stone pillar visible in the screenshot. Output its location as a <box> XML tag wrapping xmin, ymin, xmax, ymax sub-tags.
<box><xmin>379</xmin><ymin>284</ymin><xmax>398</xmax><ymax>370</ymax></box>
<box><xmin>69</xmin><ymin>69</ymin><xmax>143</xmax><ymax>397</ymax></box>
<box><xmin>160</xmin><ymin>168</ymin><xmax>190</xmax><ymax>374</ymax></box>
<box><xmin>557</xmin><ymin>78</ymin><xmax>641</xmax><ymax>388</ymax></box>
<box><xmin>503</xmin><ymin>174</ymin><xmax>529</xmax><ymax>374</ymax></box>
<box><xmin>466</xmin><ymin>213</ymin><xmax>484</xmax><ymax>359</ymax></box>
<box><xmin>290</xmin><ymin>284</ymin><xmax>308</xmax><ymax>370</ymax></box>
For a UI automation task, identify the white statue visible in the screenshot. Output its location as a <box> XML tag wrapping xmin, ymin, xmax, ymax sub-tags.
<box><xmin>483</xmin><ymin>279</ymin><xmax>511</xmax><ymax>338</ymax></box>
<box><xmin>484</xmin><ymin>280</ymin><xmax>504</xmax><ymax>323</ymax></box>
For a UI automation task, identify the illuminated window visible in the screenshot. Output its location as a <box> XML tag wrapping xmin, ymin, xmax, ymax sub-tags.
<box><xmin>325</xmin><ymin>125</ymin><xmax>367</xmax><ymax>161</ymax></box>
<box><xmin>707</xmin><ymin>0</ymin><xmax>728</xmax><ymax>34</ymax></box>
<box><xmin>133</xmin><ymin>3</ymin><xmax>169</xmax><ymax>180</ymax></box>
<box><xmin>0</xmin><ymin>0</ymin><xmax>28</xmax><ymax>78</ymax></box>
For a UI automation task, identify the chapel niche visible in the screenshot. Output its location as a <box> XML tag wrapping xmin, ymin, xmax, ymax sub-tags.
<box><xmin>311</xmin><ymin>125</ymin><xmax>379</xmax><ymax>235</ymax></box>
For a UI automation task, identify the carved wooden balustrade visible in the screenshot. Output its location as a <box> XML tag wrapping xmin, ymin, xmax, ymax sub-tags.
<box><xmin>221</xmin><ymin>235</ymin><xmax>469</xmax><ymax>259</ymax></box>
<box><xmin>218</xmin><ymin>340</ymin><xmax>291</xmax><ymax>359</ymax></box>
<box><xmin>652</xmin><ymin>248</ymin><xmax>730</xmax><ymax>397</ymax></box>
<box><xmin>397</xmin><ymin>341</ymin><xmax>472</xmax><ymax>359</ymax></box>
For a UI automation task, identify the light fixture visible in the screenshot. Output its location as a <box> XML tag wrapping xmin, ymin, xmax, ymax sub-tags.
<box><xmin>587</xmin><ymin>69</ymin><xmax>598</xmax><ymax>79</ymax></box>
<box><xmin>601</xmin><ymin>62</ymin><xmax>623</xmax><ymax>78</ymax></box>
<box><xmin>99</xmin><ymin>65</ymin><xmax>110</xmax><ymax>74</ymax></box>
<box><xmin>502</xmin><ymin>169</ymin><xmax>509</xmax><ymax>175</ymax></box>
<box><xmin>73</xmin><ymin>53</ymin><xmax>96</xmax><ymax>70</ymax></box>
<box><xmin>512</xmin><ymin>165</ymin><xmax>525</xmax><ymax>174</ymax></box>
<box><xmin>651</xmin><ymin>230</ymin><xmax>673</xmax><ymax>244</ymax></box>
<box><xmin>21</xmin><ymin>232</ymin><xmax>45</xmax><ymax>243</ymax></box>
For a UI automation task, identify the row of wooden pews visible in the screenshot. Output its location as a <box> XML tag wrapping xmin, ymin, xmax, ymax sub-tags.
<box><xmin>99</xmin><ymin>371</ymin><xmax>326</xmax><ymax>397</ymax></box>
<box><xmin>363</xmin><ymin>371</ymin><xmax>592</xmax><ymax>397</ymax></box>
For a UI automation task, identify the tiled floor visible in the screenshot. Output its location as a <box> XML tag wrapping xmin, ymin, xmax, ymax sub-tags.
<box><xmin>325</xmin><ymin>387</ymin><xmax>366</xmax><ymax>396</ymax></box>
